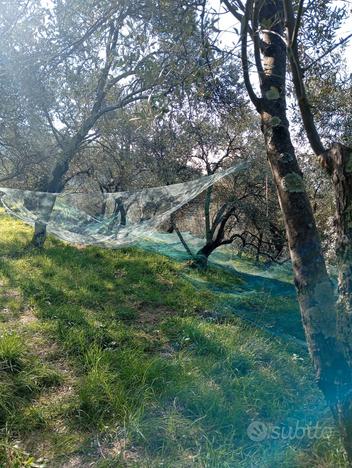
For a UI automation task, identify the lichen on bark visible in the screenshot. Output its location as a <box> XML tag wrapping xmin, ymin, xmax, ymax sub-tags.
<box><xmin>281</xmin><ymin>173</ymin><xmax>305</xmax><ymax>192</ymax></box>
<box><xmin>345</xmin><ymin>152</ymin><xmax>352</xmax><ymax>173</ymax></box>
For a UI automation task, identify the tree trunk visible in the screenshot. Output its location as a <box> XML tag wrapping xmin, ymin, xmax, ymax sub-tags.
<box><xmin>320</xmin><ymin>143</ymin><xmax>352</xmax><ymax>456</ymax></box>
<box><xmin>204</xmin><ymin>186</ymin><xmax>213</xmax><ymax>243</ymax></box>
<box><xmin>320</xmin><ymin>144</ymin><xmax>352</xmax><ymax>354</ymax></box>
<box><xmin>255</xmin><ymin>232</ymin><xmax>263</xmax><ymax>263</ymax></box>
<box><xmin>192</xmin><ymin>241</ymin><xmax>220</xmax><ymax>269</ymax></box>
<box><xmin>253</xmin><ymin>0</ymin><xmax>352</xmax><ymax>458</ymax></box>
<box><xmin>31</xmin><ymin>222</ymin><xmax>47</xmax><ymax>248</ymax></box>
<box><xmin>31</xmin><ymin>154</ymin><xmax>70</xmax><ymax>247</ymax></box>
<box><xmin>31</xmin><ymin>224</ymin><xmax>46</xmax><ymax>247</ymax></box>
<box><xmin>167</xmin><ymin>212</ymin><xmax>175</xmax><ymax>233</ymax></box>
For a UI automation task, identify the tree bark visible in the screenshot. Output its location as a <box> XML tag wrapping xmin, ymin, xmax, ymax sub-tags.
<box><xmin>30</xmin><ymin>155</ymin><xmax>69</xmax><ymax>247</ymax></box>
<box><xmin>319</xmin><ymin>144</ymin><xmax>352</xmax><ymax>345</ymax></box>
<box><xmin>192</xmin><ymin>240</ymin><xmax>221</xmax><ymax>268</ymax></box>
<box><xmin>275</xmin><ymin>0</ymin><xmax>352</xmax><ymax>455</ymax></box>
<box><xmin>244</xmin><ymin>0</ymin><xmax>352</xmax><ymax>457</ymax></box>
<box><xmin>323</xmin><ymin>144</ymin><xmax>352</xmax><ymax>461</ymax></box>
<box><xmin>255</xmin><ymin>231</ymin><xmax>263</xmax><ymax>263</ymax></box>
<box><xmin>204</xmin><ymin>186</ymin><xmax>213</xmax><ymax>243</ymax></box>
<box><xmin>31</xmin><ymin>221</ymin><xmax>47</xmax><ymax>248</ymax></box>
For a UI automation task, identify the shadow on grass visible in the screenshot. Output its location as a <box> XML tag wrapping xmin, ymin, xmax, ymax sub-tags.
<box><xmin>0</xmin><ymin>222</ymin><xmax>330</xmax><ymax>467</ymax></box>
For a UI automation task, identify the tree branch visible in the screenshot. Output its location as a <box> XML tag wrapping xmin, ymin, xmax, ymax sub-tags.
<box><xmin>97</xmin><ymin>92</ymin><xmax>150</xmax><ymax>118</ymax></box>
<box><xmin>283</xmin><ymin>0</ymin><xmax>325</xmax><ymax>155</ymax></box>
<box><xmin>253</xmin><ymin>0</ymin><xmax>265</xmax><ymax>84</ymax></box>
<box><xmin>292</xmin><ymin>0</ymin><xmax>305</xmax><ymax>45</ymax></box>
<box><xmin>222</xmin><ymin>0</ymin><xmax>245</xmax><ymax>23</ymax></box>
<box><xmin>45</xmin><ymin>4</ymin><xmax>121</xmax><ymax>70</ymax></box>
<box><xmin>173</xmin><ymin>224</ymin><xmax>195</xmax><ymax>258</ymax></box>
<box><xmin>238</xmin><ymin>0</ymin><xmax>261</xmax><ymax>111</ymax></box>
<box><xmin>303</xmin><ymin>32</ymin><xmax>352</xmax><ymax>72</ymax></box>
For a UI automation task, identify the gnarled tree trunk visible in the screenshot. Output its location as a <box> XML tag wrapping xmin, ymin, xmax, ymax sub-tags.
<box><xmin>192</xmin><ymin>240</ymin><xmax>222</xmax><ymax>269</ymax></box>
<box><xmin>320</xmin><ymin>144</ymin><xmax>352</xmax><ymax>354</ymax></box>
<box><xmin>320</xmin><ymin>143</ymin><xmax>352</xmax><ymax>455</ymax></box>
<box><xmin>30</xmin><ymin>157</ymin><xmax>69</xmax><ymax>247</ymax></box>
<box><xmin>232</xmin><ymin>0</ymin><xmax>352</xmax><ymax>459</ymax></box>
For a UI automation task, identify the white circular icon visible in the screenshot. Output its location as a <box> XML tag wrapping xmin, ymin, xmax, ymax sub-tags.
<box><xmin>247</xmin><ymin>421</ymin><xmax>269</xmax><ymax>442</ymax></box>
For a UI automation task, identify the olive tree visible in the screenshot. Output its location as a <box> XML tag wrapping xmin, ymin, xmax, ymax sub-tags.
<box><xmin>222</xmin><ymin>0</ymin><xmax>352</xmax><ymax>458</ymax></box>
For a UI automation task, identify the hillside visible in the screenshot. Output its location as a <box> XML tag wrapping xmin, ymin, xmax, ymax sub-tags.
<box><xmin>0</xmin><ymin>212</ymin><xmax>346</xmax><ymax>467</ymax></box>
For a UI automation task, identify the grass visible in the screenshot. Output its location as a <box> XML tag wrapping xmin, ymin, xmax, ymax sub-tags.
<box><xmin>0</xmin><ymin>211</ymin><xmax>348</xmax><ymax>467</ymax></box>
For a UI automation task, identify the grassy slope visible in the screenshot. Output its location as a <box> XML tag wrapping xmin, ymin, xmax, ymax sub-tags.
<box><xmin>0</xmin><ymin>211</ymin><xmax>347</xmax><ymax>467</ymax></box>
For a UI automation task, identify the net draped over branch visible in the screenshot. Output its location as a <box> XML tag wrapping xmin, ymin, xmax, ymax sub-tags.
<box><xmin>0</xmin><ymin>163</ymin><xmax>247</xmax><ymax>248</ymax></box>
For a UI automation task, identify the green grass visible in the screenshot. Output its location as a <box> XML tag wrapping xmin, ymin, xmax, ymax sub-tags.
<box><xmin>0</xmin><ymin>211</ymin><xmax>348</xmax><ymax>467</ymax></box>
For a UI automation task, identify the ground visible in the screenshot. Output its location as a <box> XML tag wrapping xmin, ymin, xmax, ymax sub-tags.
<box><xmin>0</xmin><ymin>211</ymin><xmax>348</xmax><ymax>467</ymax></box>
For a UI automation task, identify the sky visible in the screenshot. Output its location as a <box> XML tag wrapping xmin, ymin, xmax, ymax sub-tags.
<box><xmin>210</xmin><ymin>0</ymin><xmax>352</xmax><ymax>71</ymax></box>
<box><xmin>40</xmin><ymin>0</ymin><xmax>352</xmax><ymax>69</ymax></box>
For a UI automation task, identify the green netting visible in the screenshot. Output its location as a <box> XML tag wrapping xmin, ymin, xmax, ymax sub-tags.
<box><xmin>0</xmin><ymin>163</ymin><xmax>247</xmax><ymax>248</ymax></box>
